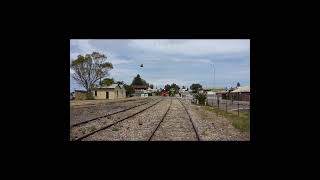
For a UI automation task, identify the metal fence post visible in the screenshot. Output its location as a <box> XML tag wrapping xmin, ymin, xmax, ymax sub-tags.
<box><xmin>238</xmin><ymin>92</ymin><xmax>240</xmax><ymax>117</ymax></box>
<box><xmin>238</xmin><ymin>101</ymin><xmax>240</xmax><ymax>117</ymax></box>
<box><xmin>226</xmin><ymin>100</ymin><xmax>227</xmax><ymax>112</ymax></box>
<box><xmin>212</xmin><ymin>97</ymin><xmax>214</xmax><ymax>107</ymax></box>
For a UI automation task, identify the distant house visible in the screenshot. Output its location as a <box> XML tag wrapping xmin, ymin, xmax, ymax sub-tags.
<box><xmin>216</xmin><ymin>91</ymin><xmax>229</xmax><ymax>99</ymax></box>
<box><xmin>179</xmin><ymin>88</ymin><xmax>190</xmax><ymax>97</ymax></box>
<box><xmin>132</xmin><ymin>85</ymin><xmax>148</xmax><ymax>97</ymax></box>
<box><xmin>230</xmin><ymin>86</ymin><xmax>250</xmax><ymax>101</ymax></box>
<box><xmin>206</xmin><ymin>91</ymin><xmax>215</xmax><ymax>95</ymax></box>
<box><xmin>92</xmin><ymin>84</ymin><xmax>126</xmax><ymax>100</ymax></box>
<box><xmin>216</xmin><ymin>86</ymin><xmax>250</xmax><ymax>101</ymax></box>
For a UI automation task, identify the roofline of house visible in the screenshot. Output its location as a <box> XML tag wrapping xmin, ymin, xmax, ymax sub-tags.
<box><xmin>93</xmin><ymin>84</ymin><xmax>124</xmax><ymax>90</ymax></box>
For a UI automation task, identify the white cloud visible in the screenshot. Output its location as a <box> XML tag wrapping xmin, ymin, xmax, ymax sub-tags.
<box><xmin>70</xmin><ymin>39</ymin><xmax>96</xmax><ymax>53</ymax></box>
<box><xmin>105</xmin><ymin>52</ymin><xmax>132</xmax><ymax>65</ymax></box>
<box><xmin>171</xmin><ymin>58</ymin><xmax>213</xmax><ymax>64</ymax></box>
<box><xmin>129</xmin><ymin>39</ymin><xmax>249</xmax><ymax>56</ymax></box>
<box><xmin>70</xmin><ymin>39</ymin><xmax>132</xmax><ymax>65</ymax></box>
<box><xmin>110</xmin><ymin>68</ymin><xmax>138</xmax><ymax>77</ymax></box>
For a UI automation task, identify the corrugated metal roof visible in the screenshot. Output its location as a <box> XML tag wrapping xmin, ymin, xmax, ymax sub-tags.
<box><xmin>207</xmin><ymin>91</ymin><xmax>216</xmax><ymax>95</ymax></box>
<box><xmin>108</xmin><ymin>84</ymin><xmax>119</xmax><ymax>88</ymax></box>
<box><xmin>95</xmin><ymin>84</ymin><xmax>120</xmax><ymax>89</ymax></box>
<box><xmin>231</xmin><ymin>86</ymin><xmax>250</xmax><ymax>93</ymax></box>
<box><xmin>216</xmin><ymin>91</ymin><xmax>228</xmax><ymax>94</ymax></box>
<box><xmin>132</xmin><ymin>85</ymin><xmax>148</xmax><ymax>89</ymax></box>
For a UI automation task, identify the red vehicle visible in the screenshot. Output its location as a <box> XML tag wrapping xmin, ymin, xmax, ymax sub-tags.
<box><xmin>160</xmin><ymin>90</ymin><xmax>169</xmax><ymax>96</ymax></box>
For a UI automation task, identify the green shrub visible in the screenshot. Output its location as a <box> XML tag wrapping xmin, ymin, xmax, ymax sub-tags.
<box><xmin>86</xmin><ymin>93</ymin><xmax>94</xmax><ymax>100</ymax></box>
<box><xmin>194</xmin><ymin>93</ymin><xmax>207</xmax><ymax>105</ymax></box>
<box><xmin>75</xmin><ymin>92</ymin><xmax>94</xmax><ymax>100</ymax></box>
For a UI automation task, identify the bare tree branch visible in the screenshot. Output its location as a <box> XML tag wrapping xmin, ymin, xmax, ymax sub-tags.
<box><xmin>70</xmin><ymin>52</ymin><xmax>113</xmax><ymax>92</ymax></box>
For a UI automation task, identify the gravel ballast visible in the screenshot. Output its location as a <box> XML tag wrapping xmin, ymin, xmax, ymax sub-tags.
<box><xmin>150</xmin><ymin>98</ymin><xmax>198</xmax><ymax>141</ymax></box>
<box><xmin>70</xmin><ymin>97</ymin><xmax>159</xmax><ymax>127</ymax></box>
<box><xmin>83</xmin><ymin>97</ymin><xmax>172</xmax><ymax>141</ymax></box>
<box><xmin>70</xmin><ymin>96</ymin><xmax>250</xmax><ymax>141</ymax></box>
<box><xmin>178</xmin><ymin>98</ymin><xmax>250</xmax><ymax>141</ymax></box>
<box><xmin>70</xmin><ymin>97</ymin><xmax>163</xmax><ymax>141</ymax></box>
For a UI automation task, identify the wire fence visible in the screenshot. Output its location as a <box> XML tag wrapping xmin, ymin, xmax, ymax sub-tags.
<box><xmin>181</xmin><ymin>94</ymin><xmax>250</xmax><ymax>116</ymax></box>
<box><xmin>206</xmin><ymin>96</ymin><xmax>250</xmax><ymax>114</ymax></box>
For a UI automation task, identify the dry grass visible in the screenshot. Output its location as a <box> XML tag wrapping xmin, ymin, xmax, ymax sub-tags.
<box><xmin>204</xmin><ymin>106</ymin><xmax>250</xmax><ymax>132</ymax></box>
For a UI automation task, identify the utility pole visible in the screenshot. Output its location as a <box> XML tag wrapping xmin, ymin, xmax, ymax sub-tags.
<box><xmin>211</xmin><ymin>63</ymin><xmax>215</xmax><ymax>90</ymax></box>
<box><xmin>211</xmin><ymin>62</ymin><xmax>215</xmax><ymax>106</ymax></box>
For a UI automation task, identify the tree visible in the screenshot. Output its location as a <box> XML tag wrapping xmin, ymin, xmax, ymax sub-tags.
<box><xmin>170</xmin><ymin>83</ymin><xmax>180</xmax><ymax>94</ymax></box>
<box><xmin>116</xmin><ymin>81</ymin><xmax>125</xmax><ymax>85</ymax></box>
<box><xmin>190</xmin><ymin>83</ymin><xmax>202</xmax><ymax>93</ymax></box>
<box><xmin>164</xmin><ymin>84</ymin><xmax>171</xmax><ymax>91</ymax></box>
<box><xmin>124</xmin><ymin>84</ymin><xmax>134</xmax><ymax>97</ymax></box>
<box><xmin>169</xmin><ymin>88</ymin><xmax>175</xmax><ymax>96</ymax></box>
<box><xmin>194</xmin><ymin>92</ymin><xmax>207</xmax><ymax>105</ymax></box>
<box><xmin>237</xmin><ymin>82</ymin><xmax>241</xmax><ymax>87</ymax></box>
<box><xmin>71</xmin><ymin>52</ymin><xmax>113</xmax><ymax>92</ymax></box>
<box><xmin>150</xmin><ymin>84</ymin><xmax>154</xmax><ymax>89</ymax></box>
<box><xmin>131</xmin><ymin>74</ymin><xmax>148</xmax><ymax>86</ymax></box>
<box><xmin>100</xmin><ymin>78</ymin><xmax>115</xmax><ymax>87</ymax></box>
<box><xmin>182</xmin><ymin>86</ymin><xmax>186</xmax><ymax>89</ymax></box>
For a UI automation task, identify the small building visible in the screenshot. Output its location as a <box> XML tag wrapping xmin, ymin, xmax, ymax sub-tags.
<box><xmin>132</xmin><ymin>85</ymin><xmax>148</xmax><ymax>97</ymax></box>
<box><xmin>230</xmin><ymin>86</ymin><xmax>250</xmax><ymax>101</ymax></box>
<box><xmin>206</xmin><ymin>91</ymin><xmax>215</xmax><ymax>95</ymax></box>
<box><xmin>216</xmin><ymin>91</ymin><xmax>229</xmax><ymax>100</ymax></box>
<box><xmin>147</xmin><ymin>87</ymin><xmax>157</xmax><ymax>96</ymax></box>
<box><xmin>179</xmin><ymin>88</ymin><xmax>191</xmax><ymax>97</ymax></box>
<box><xmin>92</xmin><ymin>84</ymin><xmax>126</xmax><ymax>100</ymax></box>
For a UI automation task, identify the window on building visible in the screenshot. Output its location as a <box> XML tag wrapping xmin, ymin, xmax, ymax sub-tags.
<box><xmin>95</xmin><ymin>91</ymin><xmax>97</xmax><ymax>96</ymax></box>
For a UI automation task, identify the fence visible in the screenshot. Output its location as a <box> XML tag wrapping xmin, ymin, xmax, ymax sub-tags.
<box><xmin>206</xmin><ymin>96</ymin><xmax>250</xmax><ymax>116</ymax></box>
<box><xmin>179</xmin><ymin>94</ymin><xmax>250</xmax><ymax>116</ymax></box>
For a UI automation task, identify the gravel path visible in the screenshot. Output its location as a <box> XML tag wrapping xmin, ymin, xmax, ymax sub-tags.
<box><xmin>178</xmin><ymin>98</ymin><xmax>250</xmax><ymax>141</ymax></box>
<box><xmin>150</xmin><ymin>98</ymin><xmax>198</xmax><ymax>141</ymax></box>
<box><xmin>70</xmin><ymin>97</ymin><xmax>164</xmax><ymax>141</ymax></box>
<box><xmin>70</xmin><ymin>97</ymin><xmax>159</xmax><ymax>126</ymax></box>
<box><xmin>82</xmin><ymin>97</ymin><xmax>172</xmax><ymax>141</ymax></box>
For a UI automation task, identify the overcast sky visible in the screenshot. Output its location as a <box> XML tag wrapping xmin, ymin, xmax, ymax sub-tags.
<box><xmin>70</xmin><ymin>39</ymin><xmax>250</xmax><ymax>92</ymax></box>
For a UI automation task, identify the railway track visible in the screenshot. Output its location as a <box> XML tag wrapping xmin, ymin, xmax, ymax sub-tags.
<box><xmin>71</xmin><ymin>98</ymin><xmax>164</xmax><ymax>141</ymax></box>
<box><xmin>148</xmin><ymin>97</ymin><xmax>200</xmax><ymax>141</ymax></box>
<box><xmin>148</xmin><ymin>98</ymin><xmax>173</xmax><ymax>141</ymax></box>
<box><xmin>71</xmin><ymin>97</ymin><xmax>159</xmax><ymax>128</ymax></box>
<box><xmin>176</xmin><ymin>97</ymin><xmax>201</xmax><ymax>141</ymax></box>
